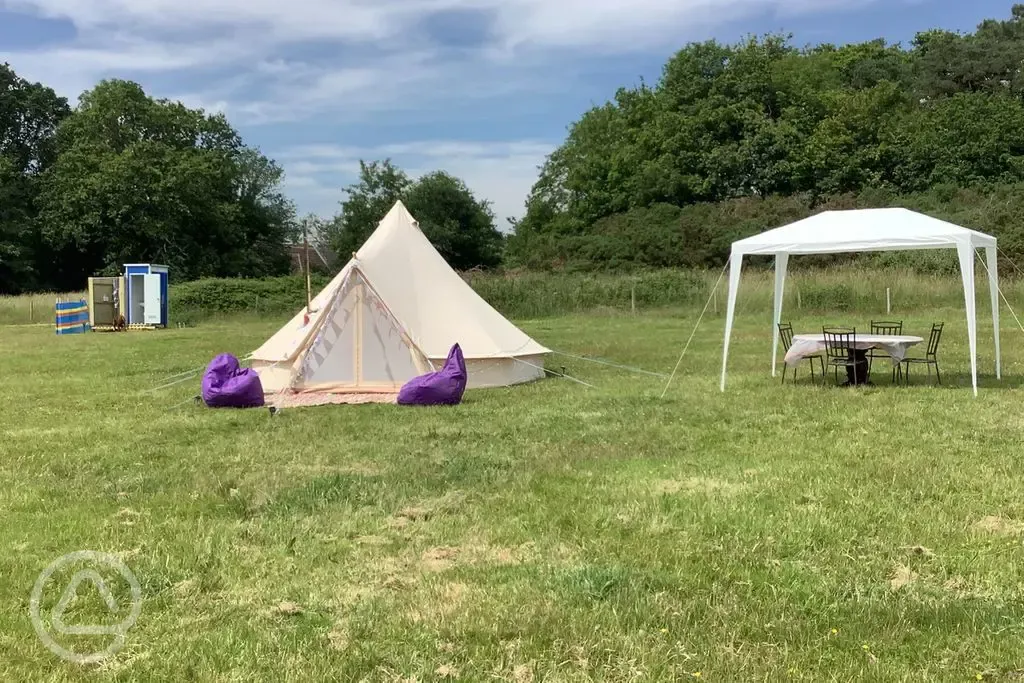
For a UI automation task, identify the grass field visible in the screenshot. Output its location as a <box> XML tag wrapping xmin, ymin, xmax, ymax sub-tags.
<box><xmin>2</xmin><ymin>302</ymin><xmax>1023</xmax><ymax>681</ymax></box>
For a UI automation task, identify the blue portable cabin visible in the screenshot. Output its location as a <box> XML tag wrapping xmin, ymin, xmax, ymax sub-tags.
<box><xmin>123</xmin><ymin>263</ymin><xmax>169</xmax><ymax>327</ymax></box>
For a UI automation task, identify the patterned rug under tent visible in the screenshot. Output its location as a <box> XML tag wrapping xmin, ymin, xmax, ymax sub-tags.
<box><xmin>268</xmin><ymin>391</ymin><xmax>398</xmax><ymax>409</ymax></box>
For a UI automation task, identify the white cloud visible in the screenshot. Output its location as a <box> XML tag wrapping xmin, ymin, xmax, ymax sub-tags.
<box><xmin>227</xmin><ymin>52</ymin><xmax>447</xmax><ymax>125</ymax></box>
<box><xmin>0</xmin><ymin>35</ymin><xmax>247</xmax><ymax>101</ymax></box>
<box><xmin>4</xmin><ymin>0</ymin><xmax>893</xmax><ymax>51</ymax></box>
<box><xmin>0</xmin><ymin>0</ymin><xmax>913</xmax><ymax>218</ymax></box>
<box><xmin>0</xmin><ymin>0</ymin><xmax>904</xmax><ymax>122</ymax></box>
<box><xmin>278</xmin><ymin>140</ymin><xmax>553</xmax><ymax>227</ymax></box>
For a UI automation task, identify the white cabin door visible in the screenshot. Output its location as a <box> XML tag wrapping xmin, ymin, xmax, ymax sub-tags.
<box><xmin>143</xmin><ymin>274</ymin><xmax>162</xmax><ymax>324</ymax></box>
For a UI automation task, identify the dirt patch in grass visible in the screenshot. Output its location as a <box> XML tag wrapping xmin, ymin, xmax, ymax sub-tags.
<box><xmin>974</xmin><ymin>515</ymin><xmax>1024</xmax><ymax>535</ymax></box>
<box><xmin>943</xmin><ymin>576</ymin><xmax>967</xmax><ymax>593</ymax></box>
<box><xmin>327</xmin><ymin>624</ymin><xmax>349</xmax><ymax>651</ymax></box>
<box><xmin>407</xmin><ymin>581</ymin><xmax>472</xmax><ymax>624</ymax></box>
<box><xmin>394</xmin><ymin>507</ymin><xmax>431</xmax><ymax>525</ymax></box>
<box><xmin>511</xmin><ymin>663</ymin><xmax>536</xmax><ymax>683</ymax></box>
<box><xmin>272</xmin><ymin>601</ymin><xmax>303</xmax><ymax>616</ymax></box>
<box><xmin>889</xmin><ymin>564</ymin><xmax>918</xmax><ymax>591</ymax></box>
<box><xmin>464</xmin><ymin>542</ymin><xmax>540</xmax><ymax>566</ymax></box>
<box><xmin>353</xmin><ymin>534</ymin><xmax>390</xmax><ymax>546</ymax></box>
<box><xmin>338</xmin><ymin>461</ymin><xmax>388</xmax><ymax>476</ymax></box>
<box><xmin>654</xmin><ymin>477</ymin><xmax>749</xmax><ymax>496</ymax></box>
<box><xmin>172</xmin><ymin>578</ymin><xmax>199</xmax><ymax>598</ymax></box>
<box><xmin>482</xmin><ymin>545</ymin><xmax>525</xmax><ymax>565</ymax></box>
<box><xmin>114</xmin><ymin>507</ymin><xmax>143</xmax><ymax>526</ymax></box>
<box><xmin>392</xmin><ymin>491</ymin><xmax>466</xmax><ymax>528</ymax></box>
<box><xmin>435</xmin><ymin>664</ymin><xmax>460</xmax><ymax>679</ymax></box>
<box><xmin>417</xmin><ymin>542</ymin><xmax>542</xmax><ymax>572</ymax></box>
<box><xmin>422</xmin><ymin>546</ymin><xmax>460</xmax><ymax>572</ymax></box>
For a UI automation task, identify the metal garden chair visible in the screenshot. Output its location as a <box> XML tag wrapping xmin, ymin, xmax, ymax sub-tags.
<box><xmin>869</xmin><ymin>320</ymin><xmax>903</xmax><ymax>383</ymax></box>
<box><xmin>899</xmin><ymin>323</ymin><xmax>944</xmax><ymax>386</ymax></box>
<box><xmin>823</xmin><ymin>326</ymin><xmax>861</xmax><ymax>386</ymax></box>
<box><xmin>778</xmin><ymin>322</ymin><xmax>824</xmax><ymax>384</ymax></box>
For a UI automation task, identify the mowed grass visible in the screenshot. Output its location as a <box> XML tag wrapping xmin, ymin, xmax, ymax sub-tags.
<box><xmin>1</xmin><ymin>305</ymin><xmax>1023</xmax><ymax>682</ymax></box>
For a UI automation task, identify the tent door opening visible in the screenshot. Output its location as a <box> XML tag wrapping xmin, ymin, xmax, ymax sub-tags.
<box><xmin>298</xmin><ymin>272</ymin><xmax>425</xmax><ymax>391</ymax></box>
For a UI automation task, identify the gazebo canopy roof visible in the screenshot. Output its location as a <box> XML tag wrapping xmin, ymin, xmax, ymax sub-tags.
<box><xmin>731</xmin><ymin>208</ymin><xmax>996</xmax><ymax>256</ymax></box>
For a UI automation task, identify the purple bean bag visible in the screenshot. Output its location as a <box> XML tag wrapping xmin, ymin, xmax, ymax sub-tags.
<box><xmin>201</xmin><ymin>353</ymin><xmax>265</xmax><ymax>408</ymax></box>
<box><xmin>397</xmin><ymin>343</ymin><xmax>467</xmax><ymax>406</ymax></box>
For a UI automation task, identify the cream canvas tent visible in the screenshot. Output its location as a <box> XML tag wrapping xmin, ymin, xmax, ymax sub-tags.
<box><xmin>251</xmin><ymin>201</ymin><xmax>550</xmax><ymax>398</ymax></box>
<box><xmin>719</xmin><ymin>208</ymin><xmax>1001</xmax><ymax>396</ymax></box>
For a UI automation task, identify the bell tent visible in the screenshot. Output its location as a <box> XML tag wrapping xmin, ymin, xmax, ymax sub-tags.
<box><xmin>719</xmin><ymin>208</ymin><xmax>1001</xmax><ymax>396</ymax></box>
<box><xmin>250</xmin><ymin>201</ymin><xmax>550</xmax><ymax>399</ymax></box>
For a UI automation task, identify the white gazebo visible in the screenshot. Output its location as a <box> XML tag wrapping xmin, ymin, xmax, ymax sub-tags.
<box><xmin>719</xmin><ymin>208</ymin><xmax>1000</xmax><ymax>396</ymax></box>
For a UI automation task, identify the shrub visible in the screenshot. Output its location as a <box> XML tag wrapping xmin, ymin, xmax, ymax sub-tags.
<box><xmin>171</xmin><ymin>275</ymin><xmax>330</xmax><ymax>318</ymax></box>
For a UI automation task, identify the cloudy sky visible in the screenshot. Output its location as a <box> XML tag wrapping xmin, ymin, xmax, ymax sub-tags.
<box><xmin>0</xmin><ymin>0</ymin><xmax>1011</xmax><ymax>226</ymax></box>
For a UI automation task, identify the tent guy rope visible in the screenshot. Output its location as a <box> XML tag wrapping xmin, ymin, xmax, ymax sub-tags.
<box><xmin>549</xmin><ymin>350</ymin><xmax>669</xmax><ymax>379</ymax></box>
<box><xmin>141</xmin><ymin>372</ymin><xmax>202</xmax><ymax>395</ymax></box>
<box><xmin>660</xmin><ymin>257</ymin><xmax>731</xmax><ymax>398</ymax></box>
<box><xmin>513</xmin><ymin>357</ymin><xmax>596</xmax><ymax>388</ymax></box>
<box><xmin>978</xmin><ymin>249</ymin><xmax>1024</xmax><ymax>334</ymax></box>
<box><xmin>998</xmin><ymin>246</ymin><xmax>1024</xmax><ymax>278</ymax></box>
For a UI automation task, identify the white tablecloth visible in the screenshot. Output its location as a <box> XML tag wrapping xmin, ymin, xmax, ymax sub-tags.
<box><xmin>784</xmin><ymin>334</ymin><xmax>924</xmax><ymax>367</ymax></box>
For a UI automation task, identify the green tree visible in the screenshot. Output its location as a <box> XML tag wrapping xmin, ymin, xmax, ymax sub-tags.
<box><xmin>882</xmin><ymin>92</ymin><xmax>1024</xmax><ymax>191</ymax></box>
<box><xmin>37</xmin><ymin>79</ymin><xmax>290</xmax><ymax>288</ymax></box>
<box><xmin>405</xmin><ymin>171</ymin><xmax>502</xmax><ymax>270</ymax></box>
<box><xmin>327</xmin><ymin>159</ymin><xmax>411</xmax><ymax>259</ymax></box>
<box><xmin>913</xmin><ymin>6</ymin><xmax>1024</xmax><ymax>99</ymax></box>
<box><xmin>509</xmin><ymin>5</ymin><xmax>1024</xmax><ymax>271</ymax></box>
<box><xmin>0</xmin><ymin>63</ymin><xmax>70</xmax><ymax>292</ymax></box>
<box><xmin>0</xmin><ymin>155</ymin><xmax>33</xmax><ymax>291</ymax></box>
<box><xmin>328</xmin><ymin>161</ymin><xmax>501</xmax><ymax>270</ymax></box>
<box><xmin>221</xmin><ymin>147</ymin><xmax>295</xmax><ymax>277</ymax></box>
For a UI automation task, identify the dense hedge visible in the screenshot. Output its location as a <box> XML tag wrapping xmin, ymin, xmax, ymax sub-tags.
<box><xmin>464</xmin><ymin>269</ymin><xmax>709</xmax><ymax>318</ymax></box>
<box><xmin>168</xmin><ymin>271</ymin><xmax>713</xmax><ymax>321</ymax></box>
<box><xmin>508</xmin><ymin>184</ymin><xmax>1024</xmax><ymax>274</ymax></box>
<box><xmin>170</xmin><ymin>275</ymin><xmax>331</xmax><ymax>321</ymax></box>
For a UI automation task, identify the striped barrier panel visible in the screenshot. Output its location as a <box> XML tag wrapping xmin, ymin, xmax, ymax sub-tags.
<box><xmin>55</xmin><ymin>299</ymin><xmax>91</xmax><ymax>335</ymax></box>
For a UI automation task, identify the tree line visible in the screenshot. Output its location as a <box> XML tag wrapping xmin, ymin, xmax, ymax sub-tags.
<box><xmin>505</xmin><ymin>4</ymin><xmax>1024</xmax><ymax>271</ymax></box>
<box><xmin>6</xmin><ymin>6</ymin><xmax>1023</xmax><ymax>294</ymax></box>
<box><xmin>0</xmin><ymin>73</ymin><xmax>299</xmax><ymax>293</ymax></box>
<box><xmin>0</xmin><ymin>69</ymin><xmax>499</xmax><ymax>294</ymax></box>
